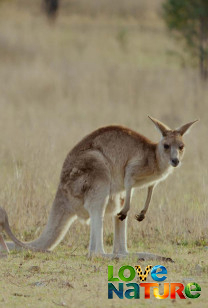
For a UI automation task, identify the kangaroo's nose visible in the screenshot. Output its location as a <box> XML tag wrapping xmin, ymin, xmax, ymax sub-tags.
<box><xmin>171</xmin><ymin>158</ymin><xmax>179</xmax><ymax>167</ymax></box>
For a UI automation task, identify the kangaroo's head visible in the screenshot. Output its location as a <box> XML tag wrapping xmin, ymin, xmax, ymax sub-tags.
<box><xmin>149</xmin><ymin>116</ymin><xmax>198</xmax><ymax>168</ymax></box>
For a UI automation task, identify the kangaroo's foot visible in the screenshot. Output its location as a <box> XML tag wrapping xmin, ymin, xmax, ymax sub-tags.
<box><xmin>132</xmin><ymin>252</ymin><xmax>174</xmax><ymax>262</ymax></box>
<box><xmin>117</xmin><ymin>211</ymin><xmax>127</xmax><ymax>221</ymax></box>
<box><xmin>135</xmin><ymin>210</ymin><xmax>146</xmax><ymax>222</ymax></box>
<box><xmin>0</xmin><ymin>242</ymin><xmax>22</xmax><ymax>252</ymax></box>
<box><xmin>89</xmin><ymin>253</ymin><xmax>128</xmax><ymax>259</ymax></box>
<box><xmin>89</xmin><ymin>252</ymin><xmax>173</xmax><ymax>262</ymax></box>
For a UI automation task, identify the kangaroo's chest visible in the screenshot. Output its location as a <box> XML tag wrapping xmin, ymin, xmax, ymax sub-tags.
<box><xmin>133</xmin><ymin>168</ymin><xmax>173</xmax><ymax>189</ymax></box>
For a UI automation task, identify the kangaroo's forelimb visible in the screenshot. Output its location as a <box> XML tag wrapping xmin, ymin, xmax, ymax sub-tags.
<box><xmin>117</xmin><ymin>162</ymin><xmax>137</xmax><ymax>221</ymax></box>
<box><xmin>135</xmin><ymin>185</ymin><xmax>154</xmax><ymax>221</ymax></box>
<box><xmin>117</xmin><ymin>186</ymin><xmax>132</xmax><ymax>221</ymax></box>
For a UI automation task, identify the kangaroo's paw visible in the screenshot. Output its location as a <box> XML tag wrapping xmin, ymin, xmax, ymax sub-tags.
<box><xmin>135</xmin><ymin>211</ymin><xmax>145</xmax><ymax>222</ymax></box>
<box><xmin>117</xmin><ymin>211</ymin><xmax>127</xmax><ymax>221</ymax></box>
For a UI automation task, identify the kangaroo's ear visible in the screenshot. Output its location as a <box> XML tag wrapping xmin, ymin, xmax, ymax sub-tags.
<box><xmin>176</xmin><ymin>120</ymin><xmax>199</xmax><ymax>136</ymax></box>
<box><xmin>148</xmin><ymin>116</ymin><xmax>171</xmax><ymax>137</ymax></box>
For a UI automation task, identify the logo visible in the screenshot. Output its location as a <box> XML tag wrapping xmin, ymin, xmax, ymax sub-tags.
<box><xmin>135</xmin><ymin>265</ymin><xmax>152</xmax><ymax>281</ymax></box>
<box><xmin>108</xmin><ymin>264</ymin><xmax>201</xmax><ymax>299</ymax></box>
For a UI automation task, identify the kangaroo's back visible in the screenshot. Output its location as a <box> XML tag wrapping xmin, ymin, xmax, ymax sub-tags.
<box><xmin>63</xmin><ymin>125</ymin><xmax>156</xmax><ymax>169</ymax></box>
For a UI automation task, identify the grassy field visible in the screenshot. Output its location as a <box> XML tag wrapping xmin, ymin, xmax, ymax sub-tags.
<box><xmin>0</xmin><ymin>245</ymin><xmax>208</xmax><ymax>307</ymax></box>
<box><xmin>0</xmin><ymin>0</ymin><xmax>207</xmax><ymax>307</ymax></box>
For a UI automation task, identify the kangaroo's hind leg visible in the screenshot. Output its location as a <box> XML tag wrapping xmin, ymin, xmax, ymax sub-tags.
<box><xmin>113</xmin><ymin>215</ymin><xmax>128</xmax><ymax>255</ymax></box>
<box><xmin>84</xmin><ymin>181</ymin><xmax>110</xmax><ymax>256</ymax></box>
<box><xmin>113</xmin><ymin>194</ymin><xmax>128</xmax><ymax>256</ymax></box>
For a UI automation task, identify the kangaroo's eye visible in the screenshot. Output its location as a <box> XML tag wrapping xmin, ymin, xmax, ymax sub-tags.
<box><xmin>179</xmin><ymin>145</ymin><xmax>184</xmax><ymax>151</ymax></box>
<box><xmin>164</xmin><ymin>144</ymin><xmax>170</xmax><ymax>149</ymax></box>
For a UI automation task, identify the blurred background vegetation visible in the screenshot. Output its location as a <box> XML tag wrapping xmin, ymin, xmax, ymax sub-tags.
<box><xmin>0</xmin><ymin>0</ymin><xmax>207</xmax><ymax>250</ymax></box>
<box><xmin>163</xmin><ymin>0</ymin><xmax>208</xmax><ymax>79</ymax></box>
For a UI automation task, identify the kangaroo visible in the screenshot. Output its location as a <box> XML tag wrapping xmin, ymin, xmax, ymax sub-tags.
<box><xmin>0</xmin><ymin>116</ymin><xmax>198</xmax><ymax>259</ymax></box>
<box><xmin>0</xmin><ymin>207</ymin><xmax>48</xmax><ymax>253</ymax></box>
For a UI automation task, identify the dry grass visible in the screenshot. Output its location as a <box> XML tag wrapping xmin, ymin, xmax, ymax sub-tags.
<box><xmin>0</xmin><ymin>0</ymin><xmax>207</xmax><ymax>306</ymax></box>
<box><xmin>0</xmin><ymin>245</ymin><xmax>208</xmax><ymax>307</ymax></box>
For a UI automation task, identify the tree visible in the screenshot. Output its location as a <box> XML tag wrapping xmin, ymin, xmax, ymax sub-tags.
<box><xmin>43</xmin><ymin>0</ymin><xmax>59</xmax><ymax>19</ymax></box>
<box><xmin>163</xmin><ymin>0</ymin><xmax>208</xmax><ymax>79</ymax></box>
